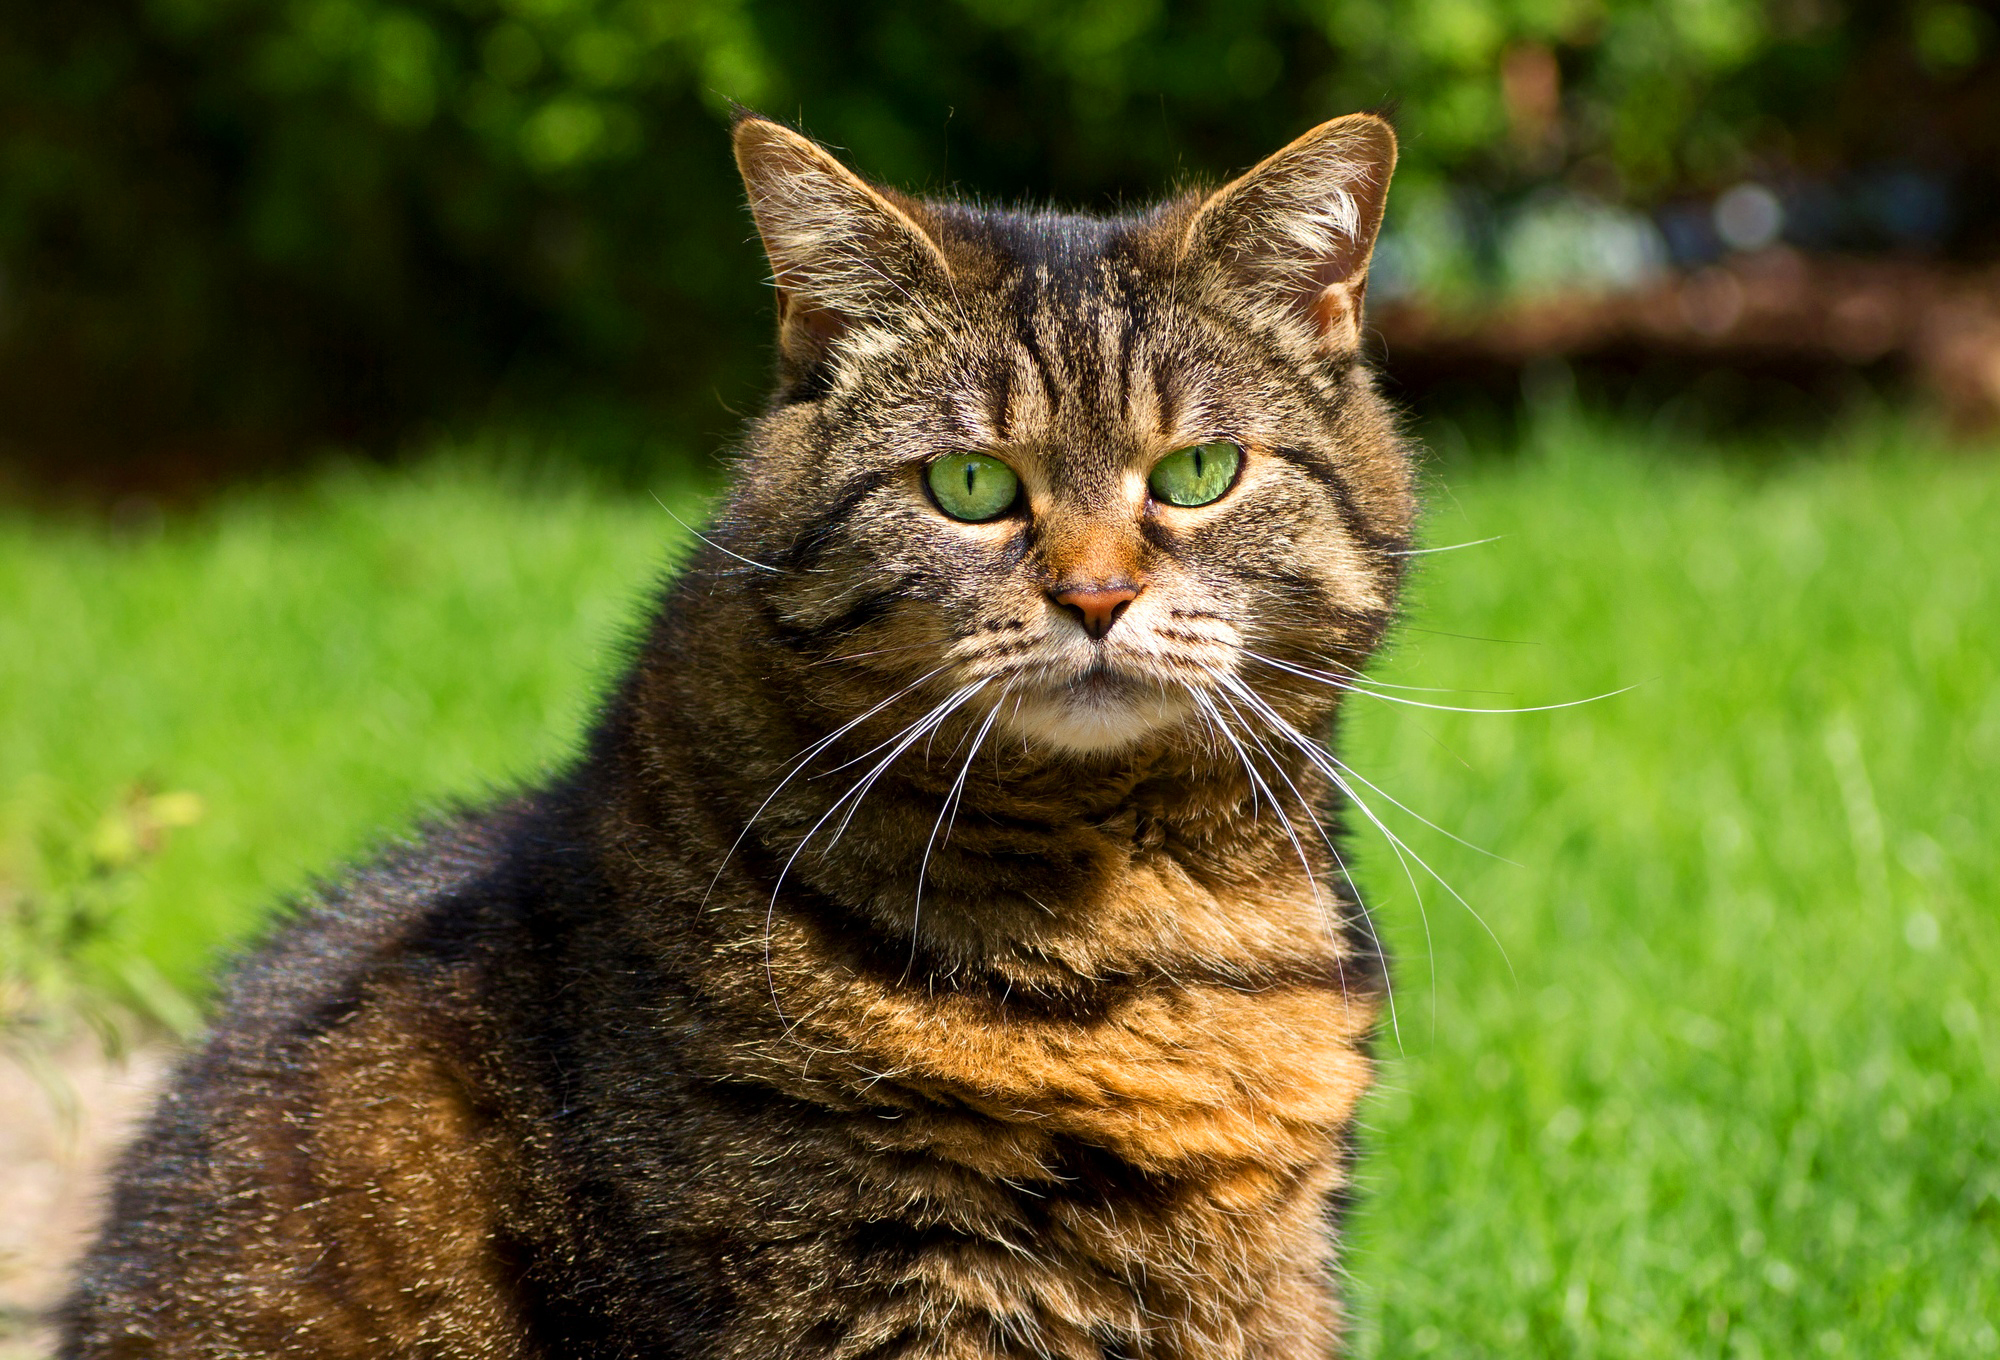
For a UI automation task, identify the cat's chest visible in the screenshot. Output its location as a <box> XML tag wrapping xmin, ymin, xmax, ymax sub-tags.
<box><xmin>819</xmin><ymin>967</ymin><xmax>1372</xmax><ymax>1168</ymax></box>
<box><xmin>744</xmin><ymin>949</ymin><xmax>1370</xmax><ymax>1359</ymax></box>
<box><xmin>759</xmin><ymin>929</ymin><xmax>1369</xmax><ymax>1177</ymax></box>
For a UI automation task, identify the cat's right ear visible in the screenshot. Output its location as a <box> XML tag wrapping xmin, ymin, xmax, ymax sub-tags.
<box><xmin>732</xmin><ymin>115</ymin><xmax>955</xmax><ymax>370</ymax></box>
<box><xmin>1176</xmin><ymin>114</ymin><xmax>1397</xmax><ymax>357</ymax></box>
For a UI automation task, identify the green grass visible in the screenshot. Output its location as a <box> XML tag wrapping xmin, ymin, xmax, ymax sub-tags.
<box><xmin>1342</xmin><ymin>419</ymin><xmax>2000</xmax><ymax>1356</ymax></box>
<box><xmin>0</xmin><ymin>458</ymin><xmax>696</xmax><ymax>1029</ymax></box>
<box><xmin>3</xmin><ymin>422</ymin><xmax>1996</xmax><ymax>1353</ymax></box>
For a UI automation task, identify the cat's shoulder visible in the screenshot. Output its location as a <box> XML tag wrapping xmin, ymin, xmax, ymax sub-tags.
<box><xmin>159</xmin><ymin>795</ymin><xmax>572</xmax><ymax>1105</ymax></box>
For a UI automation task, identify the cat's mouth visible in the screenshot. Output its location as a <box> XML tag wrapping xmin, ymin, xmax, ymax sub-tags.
<box><xmin>997</xmin><ymin>658</ymin><xmax>1197</xmax><ymax>755</ymax></box>
<box><xmin>1072</xmin><ymin>659</ymin><xmax>1134</xmax><ymax>695</ymax></box>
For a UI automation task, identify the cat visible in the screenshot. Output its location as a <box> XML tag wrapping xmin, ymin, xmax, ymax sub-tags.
<box><xmin>63</xmin><ymin>109</ymin><xmax>1414</xmax><ymax>1359</ymax></box>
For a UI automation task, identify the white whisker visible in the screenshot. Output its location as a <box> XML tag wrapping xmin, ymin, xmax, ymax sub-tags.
<box><xmin>906</xmin><ymin>693</ymin><xmax>1005</xmax><ymax>982</ymax></box>
<box><xmin>759</xmin><ymin>678</ymin><xmax>992</xmax><ymax>1026</ymax></box>
<box><xmin>1384</xmin><ymin>535</ymin><xmax>1504</xmax><ymax>557</ymax></box>
<box><xmin>1214</xmin><ymin>672</ymin><xmax>1514</xmax><ymax>986</ymax></box>
<box><xmin>819</xmin><ymin>680</ymin><xmax>991</xmax><ymax>856</ymax></box>
<box><xmin>1246</xmin><ymin>646</ymin><xmax>1512</xmax><ymax>697</ymax></box>
<box><xmin>1244</xmin><ymin>647</ymin><xmax>1633</xmax><ymax>714</ymax></box>
<box><xmin>1319</xmin><ymin>750</ymin><xmax>1521</xmax><ymax>867</ymax></box>
<box><xmin>1197</xmin><ymin>675</ymin><xmax>1402</xmax><ymax>1046</ymax></box>
<box><xmin>704</xmin><ymin>662</ymin><xmax>956</xmax><ymax>905</ymax></box>
<box><xmin>651</xmin><ymin>492</ymin><xmax>786</xmax><ymax>574</ymax></box>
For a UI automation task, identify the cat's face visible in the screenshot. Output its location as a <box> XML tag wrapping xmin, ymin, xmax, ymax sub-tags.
<box><xmin>723</xmin><ymin>117</ymin><xmax>1413</xmax><ymax>759</ymax></box>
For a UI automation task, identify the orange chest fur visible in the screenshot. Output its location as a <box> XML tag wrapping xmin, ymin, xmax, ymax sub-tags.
<box><xmin>817</xmin><ymin>974</ymin><xmax>1376</xmax><ymax>1172</ymax></box>
<box><xmin>763</xmin><ymin>872</ymin><xmax>1379</xmax><ymax>1174</ymax></box>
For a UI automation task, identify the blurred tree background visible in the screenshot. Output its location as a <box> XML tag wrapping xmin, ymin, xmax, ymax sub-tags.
<box><xmin>2</xmin><ymin>0</ymin><xmax>1996</xmax><ymax>489</ymax></box>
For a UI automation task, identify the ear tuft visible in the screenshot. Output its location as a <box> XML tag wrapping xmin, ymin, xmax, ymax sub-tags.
<box><xmin>1180</xmin><ymin>114</ymin><xmax>1398</xmax><ymax>355</ymax></box>
<box><xmin>732</xmin><ymin>117</ymin><xmax>954</xmax><ymax>371</ymax></box>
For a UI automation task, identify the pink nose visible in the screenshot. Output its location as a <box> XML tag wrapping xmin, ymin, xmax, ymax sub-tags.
<box><xmin>1052</xmin><ymin>583</ymin><xmax>1141</xmax><ymax>639</ymax></box>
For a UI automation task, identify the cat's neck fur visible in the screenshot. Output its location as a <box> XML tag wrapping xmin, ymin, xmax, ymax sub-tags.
<box><xmin>583</xmin><ymin>562</ymin><xmax>1366</xmax><ymax>1000</ymax></box>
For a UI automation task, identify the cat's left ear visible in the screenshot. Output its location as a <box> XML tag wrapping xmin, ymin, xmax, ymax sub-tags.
<box><xmin>1178</xmin><ymin>114</ymin><xmax>1397</xmax><ymax>356</ymax></box>
<box><xmin>732</xmin><ymin>115</ymin><xmax>956</xmax><ymax>370</ymax></box>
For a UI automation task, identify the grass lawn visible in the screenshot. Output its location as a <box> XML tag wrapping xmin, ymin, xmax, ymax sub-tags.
<box><xmin>3</xmin><ymin>419</ymin><xmax>1996</xmax><ymax>1355</ymax></box>
<box><xmin>0</xmin><ymin>460</ymin><xmax>698</xmax><ymax>1029</ymax></box>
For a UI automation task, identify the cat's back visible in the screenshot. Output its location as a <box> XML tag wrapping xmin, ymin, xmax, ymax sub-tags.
<box><xmin>62</xmin><ymin>800</ymin><xmax>568</xmax><ymax>1359</ymax></box>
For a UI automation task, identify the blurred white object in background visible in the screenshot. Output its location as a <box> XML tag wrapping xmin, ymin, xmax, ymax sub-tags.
<box><xmin>1501</xmin><ymin>191</ymin><xmax>1670</xmax><ymax>297</ymax></box>
<box><xmin>1714</xmin><ymin>183</ymin><xmax>1786</xmax><ymax>252</ymax></box>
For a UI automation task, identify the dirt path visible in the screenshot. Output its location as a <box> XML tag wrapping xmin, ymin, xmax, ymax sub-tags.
<box><xmin>0</xmin><ymin>1043</ymin><xmax>171</xmax><ymax>1360</ymax></box>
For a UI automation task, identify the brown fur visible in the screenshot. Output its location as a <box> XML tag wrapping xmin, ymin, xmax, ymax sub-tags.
<box><xmin>64</xmin><ymin>112</ymin><xmax>1414</xmax><ymax>1358</ymax></box>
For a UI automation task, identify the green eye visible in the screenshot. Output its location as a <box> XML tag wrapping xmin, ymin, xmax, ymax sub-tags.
<box><xmin>927</xmin><ymin>453</ymin><xmax>1020</xmax><ymax>522</ymax></box>
<box><xmin>1148</xmin><ymin>441</ymin><xmax>1242</xmax><ymax>507</ymax></box>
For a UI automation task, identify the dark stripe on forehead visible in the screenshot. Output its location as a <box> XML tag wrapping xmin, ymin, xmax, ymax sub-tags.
<box><xmin>1116</xmin><ymin>307</ymin><xmax>1139</xmax><ymax>415</ymax></box>
<box><xmin>935</xmin><ymin>408</ymin><xmax>989</xmax><ymax>450</ymax></box>
<box><xmin>1059</xmin><ymin>299</ymin><xmax>1103</xmax><ymax>414</ymax></box>
<box><xmin>987</xmin><ymin>354</ymin><xmax>1014</xmax><ymax>443</ymax></box>
<box><xmin>1148</xmin><ymin>351</ymin><xmax>1184</xmax><ymax>437</ymax></box>
<box><xmin>1012</xmin><ymin>287</ymin><xmax>1061</xmax><ymax>414</ymax></box>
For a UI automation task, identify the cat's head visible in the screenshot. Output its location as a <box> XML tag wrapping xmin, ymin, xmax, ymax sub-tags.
<box><xmin>717</xmin><ymin>113</ymin><xmax>1414</xmax><ymax>759</ymax></box>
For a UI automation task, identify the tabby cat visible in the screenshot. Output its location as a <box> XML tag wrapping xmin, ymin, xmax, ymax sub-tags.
<box><xmin>64</xmin><ymin>109</ymin><xmax>1414</xmax><ymax>1359</ymax></box>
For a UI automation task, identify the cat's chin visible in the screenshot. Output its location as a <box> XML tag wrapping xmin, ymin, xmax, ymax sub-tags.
<box><xmin>997</xmin><ymin>674</ymin><xmax>1196</xmax><ymax>756</ymax></box>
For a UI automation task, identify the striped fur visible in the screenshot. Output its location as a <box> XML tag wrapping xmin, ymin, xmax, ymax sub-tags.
<box><xmin>62</xmin><ymin>112</ymin><xmax>1414</xmax><ymax>1359</ymax></box>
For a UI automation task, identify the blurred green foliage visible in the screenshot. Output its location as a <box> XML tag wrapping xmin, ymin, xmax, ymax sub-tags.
<box><xmin>1</xmin><ymin>0</ymin><xmax>1994</xmax><ymax>474</ymax></box>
